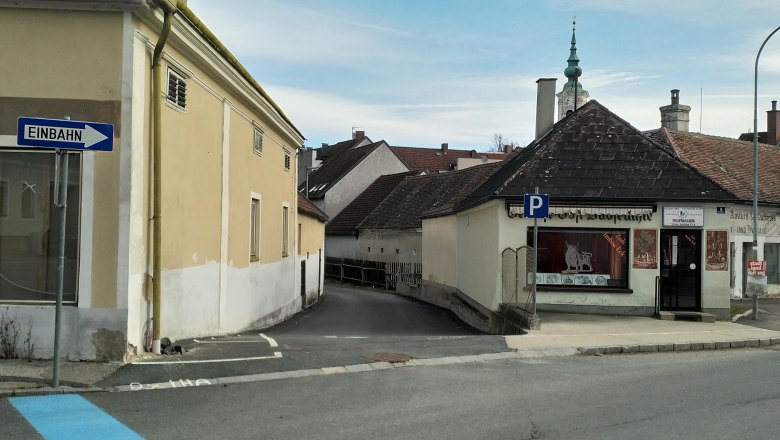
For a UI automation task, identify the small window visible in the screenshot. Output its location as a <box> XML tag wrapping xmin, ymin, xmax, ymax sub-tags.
<box><xmin>167</xmin><ymin>68</ymin><xmax>187</xmax><ymax>109</ymax></box>
<box><xmin>250</xmin><ymin>197</ymin><xmax>260</xmax><ymax>261</ymax></box>
<box><xmin>297</xmin><ymin>223</ymin><xmax>302</xmax><ymax>255</ymax></box>
<box><xmin>282</xmin><ymin>205</ymin><xmax>289</xmax><ymax>257</ymax></box>
<box><xmin>253</xmin><ymin>127</ymin><xmax>263</xmax><ymax>156</ymax></box>
<box><xmin>395</xmin><ymin>249</ymin><xmax>399</xmax><ymax>254</ymax></box>
<box><xmin>367</xmin><ymin>247</ymin><xmax>371</xmax><ymax>253</ymax></box>
<box><xmin>380</xmin><ymin>248</ymin><xmax>384</xmax><ymax>253</ymax></box>
<box><xmin>284</xmin><ymin>152</ymin><xmax>291</xmax><ymax>171</ymax></box>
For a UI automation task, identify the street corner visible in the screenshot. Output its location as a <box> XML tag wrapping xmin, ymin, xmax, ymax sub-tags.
<box><xmin>130</xmin><ymin>333</ymin><xmax>282</xmax><ymax>365</ymax></box>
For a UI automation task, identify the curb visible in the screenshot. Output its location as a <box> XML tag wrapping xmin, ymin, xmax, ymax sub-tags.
<box><xmin>0</xmin><ymin>385</ymin><xmax>109</xmax><ymax>398</ymax></box>
<box><xmin>732</xmin><ymin>309</ymin><xmax>754</xmax><ymax>322</ymax></box>
<box><xmin>577</xmin><ymin>336</ymin><xmax>780</xmax><ymax>356</ymax></box>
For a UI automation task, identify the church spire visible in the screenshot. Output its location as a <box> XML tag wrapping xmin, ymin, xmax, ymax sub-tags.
<box><xmin>563</xmin><ymin>19</ymin><xmax>582</xmax><ymax>88</ymax></box>
<box><xmin>556</xmin><ymin>18</ymin><xmax>589</xmax><ymax>120</ymax></box>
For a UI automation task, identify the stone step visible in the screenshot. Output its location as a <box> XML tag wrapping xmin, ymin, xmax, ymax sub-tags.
<box><xmin>658</xmin><ymin>311</ymin><xmax>716</xmax><ymax>323</ymax></box>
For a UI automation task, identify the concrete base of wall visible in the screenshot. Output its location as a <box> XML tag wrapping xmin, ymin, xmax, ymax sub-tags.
<box><xmin>397</xmin><ymin>281</ymin><xmax>525</xmax><ymax>335</ymax></box>
<box><xmin>538</xmin><ymin>303</ymin><xmax>657</xmax><ymax>316</ymax></box>
<box><xmin>703</xmin><ymin>308</ymin><xmax>730</xmax><ymax>321</ymax></box>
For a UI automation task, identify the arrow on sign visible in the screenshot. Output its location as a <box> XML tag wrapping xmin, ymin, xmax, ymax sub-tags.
<box><xmin>16</xmin><ymin>117</ymin><xmax>114</xmax><ymax>151</ymax></box>
<box><xmin>23</xmin><ymin>124</ymin><xmax>108</xmax><ymax>149</ymax></box>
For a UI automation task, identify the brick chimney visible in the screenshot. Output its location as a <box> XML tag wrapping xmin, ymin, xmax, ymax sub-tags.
<box><xmin>659</xmin><ymin>89</ymin><xmax>691</xmax><ymax>132</ymax></box>
<box><xmin>503</xmin><ymin>144</ymin><xmax>512</xmax><ymax>154</ymax></box>
<box><xmin>768</xmin><ymin>100</ymin><xmax>779</xmax><ymax>146</ymax></box>
<box><xmin>353</xmin><ymin>130</ymin><xmax>365</xmax><ymax>140</ymax></box>
<box><xmin>441</xmin><ymin>143</ymin><xmax>448</xmax><ymax>153</ymax></box>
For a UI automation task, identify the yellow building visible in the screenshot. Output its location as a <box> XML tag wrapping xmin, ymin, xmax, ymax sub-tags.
<box><xmin>0</xmin><ymin>0</ymin><xmax>324</xmax><ymax>360</ymax></box>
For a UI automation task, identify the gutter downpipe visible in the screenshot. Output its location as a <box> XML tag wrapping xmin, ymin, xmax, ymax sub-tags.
<box><xmin>151</xmin><ymin>0</ymin><xmax>179</xmax><ymax>354</ymax></box>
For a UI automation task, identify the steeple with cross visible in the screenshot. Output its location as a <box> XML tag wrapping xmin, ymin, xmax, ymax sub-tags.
<box><xmin>556</xmin><ymin>18</ymin><xmax>590</xmax><ymax>120</ymax></box>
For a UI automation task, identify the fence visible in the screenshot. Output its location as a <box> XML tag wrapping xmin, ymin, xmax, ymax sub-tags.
<box><xmin>324</xmin><ymin>257</ymin><xmax>421</xmax><ymax>290</ymax></box>
<box><xmin>501</xmin><ymin>246</ymin><xmax>534</xmax><ymax>312</ymax></box>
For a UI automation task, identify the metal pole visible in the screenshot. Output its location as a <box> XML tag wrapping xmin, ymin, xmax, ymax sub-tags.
<box><xmin>532</xmin><ymin>186</ymin><xmax>539</xmax><ymax>317</ymax></box>
<box><xmin>752</xmin><ymin>26</ymin><xmax>780</xmax><ymax>246</ymax></box>
<box><xmin>52</xmin><ymin>151</ymin><xmax>69</xmax><ymax>388</ymax></box>
<box><xmin>752</xmin><ymin>294</ymin><xmax>758</xmax><ymax>320</ymax></box>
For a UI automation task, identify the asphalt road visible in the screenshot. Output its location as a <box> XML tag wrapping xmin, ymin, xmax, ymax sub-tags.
<box><xmin>732</xmin><ymin>297</ymin><xmax>780</xmax><ymax>331</ymax></box>
<box><xmin>4</xmin><ymin>346</ymin><xmax>780</xmax><ymax>439</ymax></box>
<box><xmin>99</xmin><ymin>284</ymin><xmax>507</xmax><ymax>387</ymax></box>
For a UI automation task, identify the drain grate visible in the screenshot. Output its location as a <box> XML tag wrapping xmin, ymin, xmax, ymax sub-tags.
<box><xmin>365</xmin><ymin>352</ymin><xmax>414</xmax><ymax>363</ymax></box>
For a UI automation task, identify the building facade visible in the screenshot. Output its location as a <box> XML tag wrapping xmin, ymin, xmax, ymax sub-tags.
<box><xmin>0</xmin><ymin>1</ymin><xmax>320</xmax><ymax>360</ymax></box>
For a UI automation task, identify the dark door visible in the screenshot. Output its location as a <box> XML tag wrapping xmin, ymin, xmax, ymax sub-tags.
<box><xmin>300</xmin><ymin>260</ymin><xmax>307</xmax><ymax>308</ymax></box>
<box><xmin>659</xmin><ymin>229</ymin><xmax>701</xmax><ymax>311</ymax></box>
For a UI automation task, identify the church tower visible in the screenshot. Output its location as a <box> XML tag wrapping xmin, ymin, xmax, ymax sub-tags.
<box><xmin>556</xmin><ymin>20</ymin><xmax>589</xmax><ymax>120</ymax></box>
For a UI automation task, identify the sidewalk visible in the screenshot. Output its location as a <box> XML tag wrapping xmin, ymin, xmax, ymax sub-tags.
<box><xmin>4</xmin><ymin>313</ymin><xmax>780</xmax><ymax>396</ymax></box>
<box><xmin>505</xmin><ymin>313</ymin><xmax>780</xmax><ymax>354</ymax></box>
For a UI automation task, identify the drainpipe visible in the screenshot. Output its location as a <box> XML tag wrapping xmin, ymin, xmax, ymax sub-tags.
<box><xmin>151</xmin><ymin>0</ymin><xmax>179</xmax><ymax>354</ymax></box>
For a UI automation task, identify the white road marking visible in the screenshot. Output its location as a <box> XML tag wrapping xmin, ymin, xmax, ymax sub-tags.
<box><xmin>132</xmin><ymin>351</ymin><xmax>282</xmax><ymax>365</ymax></box>
<box><xmin>323</xmin><ymin>336</ymin><xmax>368</xmax><ymax>339</ymax></box>
<box><xmin>193</xmin><ymin>339</ymin><xmax>261</xmax><ymax>344</ymax></box>
<box><xmin>259</xmin><ymin>333</ymin><xmax>279</xmax><ymax>348</ymax></box>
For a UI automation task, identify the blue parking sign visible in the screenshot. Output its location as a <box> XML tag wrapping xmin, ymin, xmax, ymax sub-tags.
<box><xmin>523</xmin><ymin>194</ymin><xmax>549</xmax><ymax>218</ymax></box>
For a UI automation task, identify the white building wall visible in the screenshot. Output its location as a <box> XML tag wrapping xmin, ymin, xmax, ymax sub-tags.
<box><xmin>325</xmin><ymin>235</ymin><xmax>359</xmax><ymax>259</ymax></box>
<box><xmin>456</xmin><ymin>201</ymin><xmax>502</xmax><ymax>311</ymax></box>
<box><xmin>422</xmin><ymin>215</ymin><xmax>458</xmax><ymax>286</ymax></box>
<box><xmin>323</xmin><ymin>145</ymin><xmax>408</xmax><ymax>219</ymax></box>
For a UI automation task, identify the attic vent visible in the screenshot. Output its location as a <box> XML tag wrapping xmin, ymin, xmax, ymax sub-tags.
<box><xmin>167</xmin><ymin>68</ymin><xmax>187</xmax><ymax>109</ymax></box>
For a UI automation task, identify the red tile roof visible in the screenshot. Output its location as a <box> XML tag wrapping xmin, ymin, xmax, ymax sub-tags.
<box><xmin>297</xmin><ymin>195</ymin><xmax>328</xmax><ymax>222</ymax></box>
<box><xmin>647</xmin><ymin>127</ymin><xmax>780</xmax><ymax>204</ymax></box>
<box><xmin>390</xmin><ymin>146</ymin><xmax>510</xmax><ymax>172</ymax></box>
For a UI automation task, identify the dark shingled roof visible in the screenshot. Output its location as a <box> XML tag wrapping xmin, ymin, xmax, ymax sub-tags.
<box><xmin>326</xmin><ymin>171</ymin><xmax>423</xmax><ymax>235</ymax></box>
<box><xmin>318</xmin><ymin>137</ymin><xmax>371</xmax><ymax>161</ymax></box>
<box><xmin>737</xmin><ymin>132</ymin><xmax>768</xmax><ymax>144</ymax></box>
<box><xmin>299</xmin><ymin>141</ymin><xmax>389</xmax><ymax>200</ymax></box>
<box><xmin>359</xmin><ymin>162</ymin><xmax>502</xmax><ymax>230</ymax></box>
<box><xmin>297</xmin><ymin>195</ymin><xmax>328</xmax><ymax>222</ymax></box>
<box><xmin>391</xmin><ymin>146</ymin><xmax>510</xmax><ymax>172</ymax></box>
<box><xmin>647</xmin><ymin>127</ymin><xmax>780</xmax><ymax>204</ymax></box>
<box><xmin>458</xmin><ymin>100</ymin><xmax>738</xmax><ymax>212</ymax></box>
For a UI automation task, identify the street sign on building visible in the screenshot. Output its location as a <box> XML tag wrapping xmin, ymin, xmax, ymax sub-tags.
<box><xmin>523</xmin><ymin>193</ymin><xmax>549</xmax><ymax>218</ymax></box>
<box><xmin>17</xmin><ymin>117</ymin><xmax>113</xmax><ymax>151</ymax></box>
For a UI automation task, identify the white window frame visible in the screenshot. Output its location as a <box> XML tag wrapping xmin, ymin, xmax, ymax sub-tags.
<box><xmin>250</xmin><ymin>194</ymin><xmax>261</xmax><ymax>261</ymax></box>
<box><xmin>282</xmin><ymin>203</ymin><xmax>290</xmax><ymax>257</ymax></box>
<box><xmin>166</xmin><ymin>67</ymin><xmax>187</xmax><ymax>110</ymax></box>
<box><xmin>253</xmin><ymin>126</ymin><xmax>263</xmax><ymax>156</ymax></box>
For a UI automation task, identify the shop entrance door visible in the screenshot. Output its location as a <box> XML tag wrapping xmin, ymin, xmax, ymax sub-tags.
<box><xmin>659</xmin><ymin>229</ymin><xmax>702</xmax><ymax>311</ymax></box>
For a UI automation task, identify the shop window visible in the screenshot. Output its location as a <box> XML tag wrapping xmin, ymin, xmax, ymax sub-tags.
<box><xmin>528</xmin><ymin>228</ymin><xmax>628</xmax><ymax>288</ymax></box>
<box><xmin>0</xmin><ymin>151</ymin><xmax>80</xmax><ymax>302</ymax></box>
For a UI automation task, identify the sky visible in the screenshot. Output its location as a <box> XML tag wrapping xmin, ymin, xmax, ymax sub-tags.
<box><xmin>187</xmin><ymin>0</ymin><xmax>780</xmax><ymax>151</ymax></box>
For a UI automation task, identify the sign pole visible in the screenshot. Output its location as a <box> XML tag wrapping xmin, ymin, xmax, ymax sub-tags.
<box><xmin>52</xmin><ymin>150</ymin><xmax>69</xmax><ymax>388</ymax></box>
<box><xmin>532</xmin><ymin>186</ymin><xmax>539</xmax><ymax>317</ymax></box>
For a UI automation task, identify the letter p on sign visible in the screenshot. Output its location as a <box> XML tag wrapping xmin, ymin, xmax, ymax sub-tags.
<box><xmin>523</xmin><ymin>193</ymin><xmax>549</xmax><ymax>218</ymax></box>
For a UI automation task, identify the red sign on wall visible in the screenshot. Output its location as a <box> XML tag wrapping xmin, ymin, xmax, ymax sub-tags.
<box><xmin>748</xmin><ymin>260</ymin><xmax>766</xmax><ymax>276</ymax></box>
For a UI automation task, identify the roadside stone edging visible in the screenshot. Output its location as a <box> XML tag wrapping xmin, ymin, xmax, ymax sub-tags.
<box><xmin>577</xmin><ymin>337</ymin><xmax>780</xmax><ymax>356</ymax></box>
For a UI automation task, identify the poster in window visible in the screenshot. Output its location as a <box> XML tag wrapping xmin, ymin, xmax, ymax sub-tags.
<box><xmin>706</xmin><ymin>230</ymin><xmax>728</xmax><ymax>271</ymax></box>
<box><xmin>633</xmin><ymin>229</ymin><xmax>657</xmax><ymax>269</ymax></box>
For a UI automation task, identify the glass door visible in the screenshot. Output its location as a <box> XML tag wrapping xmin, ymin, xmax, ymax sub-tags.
<box><xmin>659</xmin><ymin>229</ymin><xmax>701</xmax><ymax>311</ymax></box>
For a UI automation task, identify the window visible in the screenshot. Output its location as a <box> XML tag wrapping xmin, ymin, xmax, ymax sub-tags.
<box><xmin>284</xmin><ymin>152</ymin><xmax>291</xmax><ymax>171</ymax></box>
<box><xmin>528</xmin><ymin>228</ymin><xmax>629</xmax><ymax>288</ymax></box>
<box><xmin>0</xmin><ymin>151</ymin><xmax>81</xmax><ymax>302</ymax></box>
<box><xmin>766</xmin><ymin>243</ymin><xmax>780</xmax><ymax>285</ymax></box>
<box><xmin>166</xmin><ymin>68</ymin><xmax>187</xmax><ymax>110</ymax></box>
<box><xmin>282</xmin><ymin>205</ymin><xmax>289</xmax><ymax>257</ymax></box>
<box><xmin>297</xmin><ymin>223</ymin><xmax>302</xmax><ymax>255</ymax></box>
<box><xmin>250</xmin><ymin>197</ymin><xmax>260</xmax><ymax>261</ymax></box>
<box><xmin>20</xmin><ymin>181</ymin><xmax>36</xmax><ymax>218</ymax></box>
<box><xmin>253</xmin><ymin>127</ymin><xmax>263</xmax><ymax>156</ymax></box>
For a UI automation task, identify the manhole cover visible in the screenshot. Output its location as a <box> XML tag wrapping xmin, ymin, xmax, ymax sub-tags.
<box><xmin>365</xmin><ymin>352</ymin><xmax>414</xmax><ymax>363</ymax></box>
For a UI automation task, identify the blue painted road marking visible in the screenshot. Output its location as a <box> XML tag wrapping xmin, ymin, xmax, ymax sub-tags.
<box><xmin>9</xmin><ymin>394</ymin><xmax>143</xmax><ymax>439</ymax></box>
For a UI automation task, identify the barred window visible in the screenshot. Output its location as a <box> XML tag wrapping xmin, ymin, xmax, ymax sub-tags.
<box><xmin>253</xmin><ymin>127</ymin><xmax>263</xmax><ymax>156</ymax></box>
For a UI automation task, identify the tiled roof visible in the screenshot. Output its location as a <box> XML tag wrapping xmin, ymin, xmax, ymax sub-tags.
<box><xmin>299</xmin><ymin>141</ymin><xmax>388</xmax><ymax>199</ymax></box>
<box><xmin>359</xmin><ymin>162</ymin><xmax>502</xmax><ymax>230</ymax></box>
<box><xmin>390</xmin><ymin>146</ymin><xmax>510</xmax><ymax>172</ymax></box>
<box><xmin>458</xmin><ymin>100</ymin><xmax>738</xmax><ymax>212</ymax></box>
<box><xmin>297</xmin><ymin>194</ymin><xmax>328</xmax><ymax>222</ymax></box>
<box><xmin>325</xmin><ymin>171</ymin><xmax>423</xmax><ymax>235</ymax></box>
<box><xmin>318</xmin><ymin>137</ymin><xmax>371</xmax><ymax>161</ymax></box>
<box><xmin>647</xmin><ymin>128</ymin><xmax>780</xmax><ymax>204</ymax></box>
